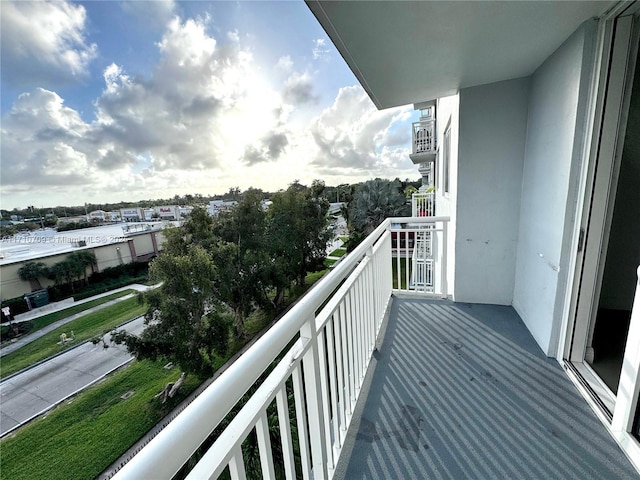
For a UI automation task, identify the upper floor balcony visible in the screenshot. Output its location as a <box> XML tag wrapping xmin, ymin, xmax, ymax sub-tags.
<box><xmin>409</xmin><ymin>109</ymin><xmax>436</xmax><ymax>165</ymax></box>
<box><xmin>111</xmin><ymin>216</ymin><xmax>640</xmax><ymax>480</ymax></box>
<box><xmin>411</xmin><ymin>192</ymin><xmax>435</xmax><ymax>217</ymax></box>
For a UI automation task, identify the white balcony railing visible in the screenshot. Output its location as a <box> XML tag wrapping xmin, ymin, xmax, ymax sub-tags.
<box><xmin>112</xmin><ymin>216</ymin><xmax>449</xmax><ymax>480</ymax></box>
<box><xmin>411</xmin><ymin>192</ymin><xmax>435</xmax><ymax>217</ymax></box>
<box><xmin>410</xmin><ymin>117</ymin><xmax>436</xmax><ymax>165</ymax></box>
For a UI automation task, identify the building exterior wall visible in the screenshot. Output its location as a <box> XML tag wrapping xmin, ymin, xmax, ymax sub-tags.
<box><xmin>132</xmin><ymin>234</ymin><xmax>155</xmax><ymax>261</ymax></box>
<box><xmin>93</xmin><ymin>243</ymin><xmax>133</xmax><ymax>271</ymax></box>
<box><xmin>454</xmin><ymin>77</ymin><xmax>530</xmax><ymax>305</ymax></box>
<box><xmin>120</xmin><ymin>208</ymin><xmax>144</xmax><ymax>222</ymax></box>
<box><xmin>513</xmin><ymin>21</ymin><xmax>596</xmax><ymax>355</ymax></box>
<box><xmin>0</xmin><ymin>231</ymin><xmax>162</xmax><ymax>301</ymax></box>
<box><xmin>435</xmin><ymin>94</ymin><xmax>459</xmax><ymax>294</ymax></box>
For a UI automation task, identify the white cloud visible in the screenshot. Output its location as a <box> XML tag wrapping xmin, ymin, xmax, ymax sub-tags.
<box><xmin>1</xmin><ymin>89</ymin><xmax>93</xmax><ymax>191</ymax></box>
<box><xmin>0</xmin><ymin>0</ymin><xmax>97</xmax><ymax>85</ymax></box>
<box><xmin>276</xmin><ymin>55</ymin><xmax>293</xmax><ymax>72</ymax></box>
<box><xmin>312</xmin><ymin>38</ymin><xmax>330</xmax><ymax>61</ymax></box>
<box><xmin>282</xmin><ymin>71</ymin><xmax>317</xmax><ymax>105</ymax></box>
<box><xmin>309</xmin><ymin>86</ymin><xmax>414</xmax><ymax>176</ymax></box>
<box><xmin>0</xmin><ymin>15</ymin><xmax>418</xmax><ymax>208</ymax></box>
<box><xmin>93</xmin><ymin>16</ymin><xmax>269</xmax><ymax>171</ymax></box>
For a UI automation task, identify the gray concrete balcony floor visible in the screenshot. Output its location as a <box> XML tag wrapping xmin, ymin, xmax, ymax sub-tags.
<box><xmin>335</xmin><ymin>297</ymin><xmax>640</xmax><ymax>480</ymax></box>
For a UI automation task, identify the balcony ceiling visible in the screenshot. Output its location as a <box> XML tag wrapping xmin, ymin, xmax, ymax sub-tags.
<box><xmin>306</xmin><ymin>0</ymin><xmax>613</xmax><ymax>109</ymax></box>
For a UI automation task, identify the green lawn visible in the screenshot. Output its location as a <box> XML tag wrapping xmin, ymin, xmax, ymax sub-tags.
<box><xmin>328</xmin><ymin>247</ymin><xmax>346</xmax><ymax>258</ymax></box>
<box><xmin>392</xmin><ymin>257</ymin><xmax>409</xmax><ymax>290</ymax></box>
<box><xmin>0</xmin><ymin>360</ymin><xmax>199</xmax><ymax>480</ymax></box>
<box><xmin>324</xmin><ymin>258</ymin><xmax>338</xmax><ymax>267</ymax></box>
<box><xmin>0</xmin><ymin>297</ymin><xmax>147</xmax><ymax>379</ymax></box>
<box><xmin>30</xmin><ymin>289</ymin><xmax>133</xmax><ymax>332</ymax></box>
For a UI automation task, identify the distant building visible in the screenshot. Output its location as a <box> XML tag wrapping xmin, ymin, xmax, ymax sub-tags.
<box><xmin>154</xmin><ymin>205</ymin><xmax>179</xmax><ymax>220</ymax></box>
<box><xmin>107</xmin><ymin>211</ymin><xmax>122</xmax><ymax>222</ymax></box>
<box><xmin>120</xmin><ymin>207</ymin><xmax>144</xmax><ymax>222</ymax></box>
<box><xmin>208</xmin><ymin>200</ymin><xmax>237</xmax><ymax>217</ymax></box>
<box><xmin>89</xmin><ymin>210</ymin><xmax>106</xmax><ymax>222</ymax></box>
<box><xmin>178</xmin><ymin>206</ymin><xmax>193</xmax><ymax>218</ymax></box>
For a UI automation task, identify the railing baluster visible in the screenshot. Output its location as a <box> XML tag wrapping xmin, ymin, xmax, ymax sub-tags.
<box><xmin>300</xmin><ymin>316</ymin><xmax>328</xmax><ymax>478</ymax></box>
<box><xmin>326</xmin><ymin>316</ymin><xmax>341</xmax><ymax>455</ymax></box>
<box><xmin>353</xmin><ymin>280</ymin><xmax>363</xmax><ymax>384</ymax></box>
<box><xmin>229</xmin><ymin>447</ymin><xmax>247</xmax><ymax>480</ymax></box>
<box><xmin>336</xmin><ymin>301</ymin><xmax>349</xmax><ymax>428</ymax></box>
<box><xmin>345</xmin><ymin>291</ymin><xmax>356</xmax><ymax>410</ymax></box>
<box><xmin>256</xmin><ymin>412</ymin><xmax>276</xmax><ymax>480</ymax></box>
<box><xmin>405</xmin><ymin>230</ymin><xmax>411</xmax><ymax>291</ymax></box>
<box><xmin>275</xmin><ymin>386</ymin><xmax>297</xmax><ymax>480</ymax></box>
<box><xmin>292</xmin><ymin>365</ymin><xmax>311</xmax><ymax>480</ymax></box>
<box><xmin>316</xmin><ymin>327</ymin><xmax>334</xmax><ymax>470</ymax></box>
<box><xmin>395</xmin><ymin>228</ymin><xmax>401</xmax><ymax>290</ymax></box>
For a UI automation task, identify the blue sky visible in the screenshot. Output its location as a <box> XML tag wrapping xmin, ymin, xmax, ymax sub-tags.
<box><xmin>1</xmin><ymin>1</ymin><xmax>418</xmax><ymax>210</ymax></box>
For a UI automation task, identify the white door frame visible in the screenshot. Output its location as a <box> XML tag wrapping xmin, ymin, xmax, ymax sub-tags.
<box><xmin>557</xmin><ymin>1</ymin><xmax>640</xmax><ymax>472</ymax></box>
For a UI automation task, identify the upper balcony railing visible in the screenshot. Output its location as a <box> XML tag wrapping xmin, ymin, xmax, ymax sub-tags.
<box><xmin>410</xmin><ymin>117</ymin><xmax>436</xmax><ymax>164</ymax></box>
<box><xmin>112</xmin><ymin>216</ymin><xmax>449</xmax><ymax>480</ymax></box>
<box><xmin>412</xmin><ymin>192</ymin><xmax>435</xmax><ymax>217</ymax></box>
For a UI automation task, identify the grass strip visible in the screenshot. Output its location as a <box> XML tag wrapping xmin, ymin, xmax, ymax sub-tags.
<box><xmin>328</xmin><ymin>248</ymin><xmax>347</xmax><ymax>258</ymax></box>
<box><xmin>30</xmin><ymin>289</ymin><xmax>133</xmax><ymax>331</ymax></box>
<box><xmin>0</xmin><ymin>360</ymin><xmax>199</xmax><ymax>480</ymax></box>
<box><xmin>0</xmin><ymin>298</ymin><xmax>147</xmax><ymax>379</ymax></box>
<box><xmin>324</xmin><ymin>258</ymin><xmax>338</xmax><ymax>267</ymax></box>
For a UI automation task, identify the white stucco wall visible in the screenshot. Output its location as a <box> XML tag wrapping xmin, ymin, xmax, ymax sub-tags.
<box><xmin>513</xmin><ymin>22</ymin><xmax>596</xmax><ymax>355</ymax></box>
<box><xmin>453</xmin><ymin>78</ymin><xmax>530</xmax><ymax>305</ymax></box>
<box><xmin>435</xmin><ymin>94</ymin><xmax>459</xmax><ymax>295</ymax></box>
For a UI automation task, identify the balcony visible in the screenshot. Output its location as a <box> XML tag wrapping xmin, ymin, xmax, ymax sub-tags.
<box><xmin>111</xmin><ymin>217</ymin><xmax>639</xmax><ymax>480</ymax></box>
<box><xmin>409</xmin><ymin>117</ymin><xmax>436</xmax><ymax>164</ymax></box>
<box><xmin>411</xmin><ymin>192</ymin><xmax>435</xmax><ymax>217</ymax></box>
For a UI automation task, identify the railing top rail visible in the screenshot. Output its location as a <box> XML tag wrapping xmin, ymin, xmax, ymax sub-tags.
<box><xmin>113</xmin><ymin>217</ymin><xmax>393</xmax><ymax>479</ymax></box>
<box><xmin>389</xmin><ymin>216</ymin><xmax>450</xmax><ymax>224</ymax></box>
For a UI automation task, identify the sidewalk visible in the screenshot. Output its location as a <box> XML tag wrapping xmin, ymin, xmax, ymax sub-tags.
<box><xmin>13</xmin><ymin>283</ymin><xmax>155</xmax><ymax>322</ymax></box>
<box><xmin>0</xmin><ymin>284</ymin><xmax>158</xmax><ymax>358</ymax></box>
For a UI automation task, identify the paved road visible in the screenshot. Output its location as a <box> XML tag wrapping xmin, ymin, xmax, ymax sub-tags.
<box><xmin>0</xmin><ymin>316</ymin><xmax>145</xmax><ymax>437</ymax></box>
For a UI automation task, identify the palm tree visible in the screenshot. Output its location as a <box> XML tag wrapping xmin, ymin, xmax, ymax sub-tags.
<box><xmin>17</xmin><ymin>261</ymin><xmax>49</xmax><ymax>291</ymax></box>
<box><xmin>348</xmin><ymin>178</ymin><xmax>410</xmax><ymax>236</ymax></box>
<box><xmin>68</xmin><ymin>251</ymin><xmax>97</xmax><ymax>285</ymax></box>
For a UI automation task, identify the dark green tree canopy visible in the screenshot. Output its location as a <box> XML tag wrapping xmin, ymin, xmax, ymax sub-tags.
<box><xmin>348</xmin><ymin>178</ymin><xmax>410</xmax><ymax>235</ymax></box>
<box><xmin>115</xmin><ymin>182</ymin><xmax>332</xmax><ymax>377</ymax></box>
<box><xmin>344</xmin><ymin>178</ymin><xmax>411</xmax><ymax>251</ymax></box>
<box><xmin>18</xmin><ymin>261</ymin><xmax>49</xmax><ymax>291</ymax></box>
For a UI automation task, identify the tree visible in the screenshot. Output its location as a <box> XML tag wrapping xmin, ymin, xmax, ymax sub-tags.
<box><xmin>345</xmin><ymin>178</ymin><xmax>411</xmax><ymax>250</ymax></box>
<box><xmin>48</xmin><ymin>257</ymin><xmax>85</xmax><ymax>292</ymax></box>
<box><xmin>214</xmin><ymin>189</ymin><xmax>265</xmax><ymax>254</ymax></box>
<box><xmin>116</xmin><ymin>244</ymin><xmax>231</xmax><ymax>379</ymax></box>
<box><xmin>213</xmin><ymin>190</ymin><xmax>271</xmax><ymax>337</ymax></box>
<box><xmin>266</xmin><ymin>181</ymin><xmax>332</xmax><ymax>290</ymax></box>
<box><xmin>18</xmin><ymin>261</ymin><xmax>49</xmax><ymax>291</ymax></box>
<box><xmin>67</xmin><ymin>251</ymin><xmax>97</xmax><ymax>285</ymax></box>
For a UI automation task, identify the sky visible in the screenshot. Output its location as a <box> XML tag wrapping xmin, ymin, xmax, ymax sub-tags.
<box><xmin>1</xmin><ymin>0</ymin><xmax>420</xmax><ymax>210</ymax></box>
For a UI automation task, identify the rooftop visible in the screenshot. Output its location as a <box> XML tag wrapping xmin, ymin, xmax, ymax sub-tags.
<box><xmin>0</xmin><ymin>222</ymin><xmax>169</xmax><ymax>266</ymax></box>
